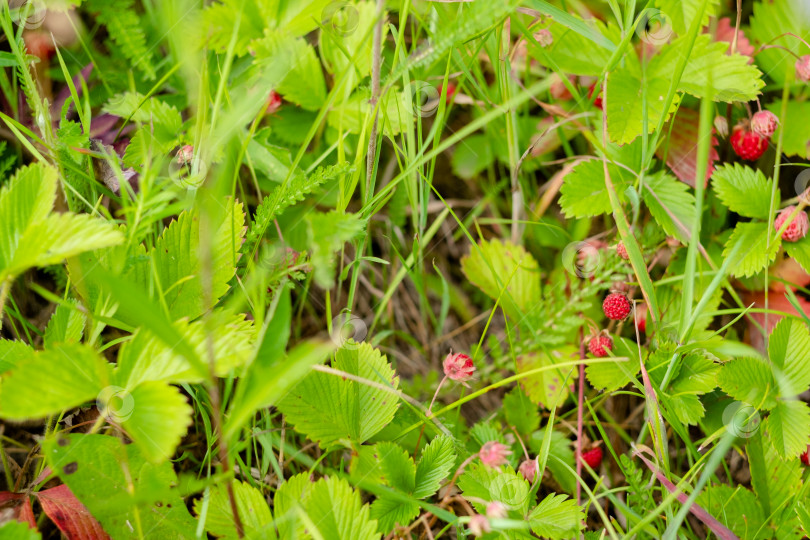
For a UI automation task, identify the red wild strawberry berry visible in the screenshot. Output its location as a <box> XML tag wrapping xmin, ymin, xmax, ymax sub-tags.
<box><xmin>588</xmin><ymin>335</ymin><xmax>612</xmax><ymax>358</ymax></box>
<box><xmin>443</xmin><ymin>352</ymin><xmax>474</xmax><ymax>382</ymax></box>
<box><xmin>751</xmin><ymin>110</ymin><xmax>779</xmax><ymax>139</ymax></box>
<box><xmin>616</xmin><ymin>241</ymin><xmax>629</xmax><ymax>260</ymax></box>
<box><xmin>603</xmin><ymin>293</ymin><xmax>631</xmax><ymax>320</ymax></box>
<box><xmin>636</xmin><ymin>302</ymin><xmax>648</xmax><ymax>333</ymax></box>
<box><xmin>730</xmin><ymin>125</ymin><xmax>768</xmax><ymax>161</ymax></box>
<box><xmin>796</xmin><ymin>55</ymin><xmax>810</xmax><ymax>83</ymax></box>
<box><xmin>801</xmin><ymin>445</ymin><xmax>810</xmax><ymax>466</ymax></box>
<box><xmin>774</xmin><ymin>206</ymin><xmax>809</xmax><ymax>242</ymax></box>
<box><xmin>266</xmin><ymin>90</ymin><xmax>282</xmax><ymax>114</ymax></box>
<box><xmin>580</xmin><ymin>447</ymin><xmax>603</xmax><ymax>469</ymax></box>
<box><xmin>443</xmin><ymin>82</ymin><xmax>457</xmax><ymax>104</ymax></box>
<box><xmin>587</xmin><ymin>82</ymin><xmax>603</xmax><ymax>110</ymax></box>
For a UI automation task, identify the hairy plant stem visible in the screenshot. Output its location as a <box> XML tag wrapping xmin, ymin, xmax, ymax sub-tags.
<box><xmin>365</xmin><ymin>0</ymin><xmax>385</xmax><ymax>201</ymax></box>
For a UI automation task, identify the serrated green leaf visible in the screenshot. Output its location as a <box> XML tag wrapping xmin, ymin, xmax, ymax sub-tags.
<box><xmin>517</xmin><ymin>349</ymin><xmax>576</xmax><ymax>409</ymax></box>
<box><xmin>528</xmin><ymin>493</ymin><xmax>584</xmax><ymax>539</ymax></box>
<box><xmin>458</xmin><ymin>463</ymin><xmax>531</xmax><ymax>516</ymax></box>
<box><xmin>369</xmin><ymin>496</ymin><xmax>419</xmax><ymax>534</ymax></box>
<box><xmin>306</xmin><ymin>211</ymin><xmax>366</xmax><ymax>288</ymax></box>
<box><xmin>749</xmin><ymin>434</ymin><xmax>802</xmax><ymax>517</ymax></box>
<box><xmin>0</xmin><ymin>163</ymin><xmax>122</xmax><ymax>282</ymax></box>
<box><xmin>414</xmin><ymin>435</ymin><xmax>456</xmax><ymax>499</ymax></box>
<box><xmin>642</xmin><ymin>171</ymin><xmax>696</xmax><ymax>243</ymax></box>
<box><xmin>0</xmin><ymin>343</ymin><xmax>107</xmax><ymax>419</ymax></box>
<box><xmin>696</xmin><ymin>485</ymin><xmax>766</xmax><ymax>540</ymax></box>
<box><xmin>766</xmin><ymin>101</ymin><xmax>810</xmax><ymax>158</ymax></box>
<box><xmin>718</xmin><ymin>356</ymin><xmax>778</xmax><ymax>410</ymax></box>
<box><xmin>653</xmin><ymin>0</ymin><xmax>719</xmax><ymax>36</ymax></box>
<box><xmin>0</xmin><ymin>339</ymin><xmax>33</xmax><ymax>374</ymax></box>
<box><xmin>768</xmin><ymin>318</ymin><xmax>810</xmax><ymax>397</ymax></box>
<box><xmin>251</xmin><ymin>33</ymin><xmax>326</xmax><ymax>111</ymax></box>
<box><xmin>711</xmin><ymin>164</ymin><xmax>774</xmax><ymax>220</ymax></box>
<box><xmin>305</xmin><ymin>476</ymin><xmax>379</xmax><ymax>540</ymax></box>
<box><xmin>460</xmin><ymin>238</ymin><xmax>541</xmax><ymax>320</ymax></box>
<box><xmin>117</xmin><ymin>381</ymin><xmax>193</xmax><ymax>463</ymax></box>
<box><xmin>649</xmin><ymin>34</ymin><xmax>764</xmax><ymax>102</ymax></box>
<box><xmin>765</xmin><ymin>399</ymin><xmax>810</xmax><ymax>458</ymax></box>
<box><xmin>559</xmin><ymin>159</ymin><xmax>634</xmax><ymax>219</ymax></box>
<box><xmin>114</xmin><ymin>309</ymin><xmax>255</xmax><ymax>388</ymax></box>
<box><xmin>607</xmin><ymin>69</ymin><xmax>673</xmax><ymax>145</ymax></box>
<box><xmin>533</xmin><ymin>19</ymin><xmax>614</xmax><ymax>76</ymax></box>
<box><xmin>43</xmin><ymin>303</ymin><xmax>85</xmax><ymax>347</ymax></box>
<box><xmin>273</xmin><ymin>473</ymin><xmax>312</xmax><ymax>540</ymax></box>
<box><xmin>377</xmin><ymin>442</ymin><xmax>416</xmax><ymax>493</ymax></box>
<box><xmin>503</xmin><ymin>387</ymin><xmax>540</xmax><ymax>435</ymax></box>
<box><xmin>666</xmin><ymin>393</ymin><xmax>705</xmax><ymax>426</ymax></box>
<box><xmin>0</xmin><ymin>521</ymin><xmax>40</xmax><ymax>540</ymax></box>
<box><xmin>194</xmin><ymin>480</ymin><xmax>274</xmax><ymax>539</ymax></box>
<box><xmin>44</xmin><ymin>433</ymin><xmax>197</xmax><ymax>539</ymax></box>
<box><xmin>278</xmin><ymin>342</ymin><xmax>399</xmax><ymax>448</ymax></box>
<box><xmin>750</xmin><ymin>0</ymin><xmax>810</xmax><ymax>86</ymax></box>
<box><xmin>723</xmin><ymin>221</ymin><xmax>780</xmax><ymax>277</ymax></box>
<box><xmin>128</xmin><ymin>199</ymin><xmax>245</xmax><ymax>321</ymax></box>
<box><xmin>671</xmin><ymin>352</ymin><xmax>720</xmax><ymax>395</ymax></box>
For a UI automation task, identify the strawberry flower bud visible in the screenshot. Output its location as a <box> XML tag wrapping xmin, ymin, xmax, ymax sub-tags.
<box><xmin>518</xmin><ymin>458</ymin><xmax>537</xmax><ymax>482</ymax></box>
<box><xmin>176</xmin><ymin>145</ymin><xmax>194</xmax><ymax>166</ymax></box>
<box><xmin>486</xmin><ymin>501</ymin><xmax>507</xmax><ymax>519</ymax></box>
<box><xmin>443</xmin><ymin>352</ymin><xmax>474</xmax><ymax>382</ymax></box>
<box><xmin>774</xmin><ymin>206</ymin><xmax>809</xmax><ymax>242</ymax></box>
<box><xmin>468</xmin><ymin>514</ymin><xmax>491</xmax><ymax>537</ymax></box>
<box><xmin>751</xmin><ymin>110</ymin><xmax>779</xmax><ymax>139</ymax></box>
<box><xmin>796</xmin><ymin>55</ymin><xmax>810</xmax><ymax>83</ymax></box>
<box><xmin>479</xmin><ymin>441</ymin><xmax>512</xmax><ymax>467</ymax></box>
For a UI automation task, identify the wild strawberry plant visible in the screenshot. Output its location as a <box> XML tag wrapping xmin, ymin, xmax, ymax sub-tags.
<box><xmin>0</xmin><ymin>0</ymin><xmax>808</xmax><ymax>539</ymax></box>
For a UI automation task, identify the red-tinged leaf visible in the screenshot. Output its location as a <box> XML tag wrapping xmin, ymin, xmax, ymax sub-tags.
<box><xmin>0</xmin><ymin>491</ymin><xmax>36</xmax><ymax>528</ymax></box>
<box><xmin>712</xmin><ymin>18</ymin><xmax>755</xmax><ymax>62</ymax></box>
<box><xmin>35</xmin><ymin>485</ymin><xmax>110</xmax><ymax>540</ymax></box>
<box><xmin>744</xmin><ymin>290</ymin><xmax>810</xmax><ymax>354</ymax></box>
<box><xmin>634</xmin><ymin>451</ymin><xmax>739</xmax><ymax>540</ymax></box>
<box><xmin>657</xmin><ymin>108</ymin><xmax>719</xmax><ymax>188</ymax></box>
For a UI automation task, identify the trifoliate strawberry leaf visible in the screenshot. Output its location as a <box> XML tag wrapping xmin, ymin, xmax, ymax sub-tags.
<box><xmin>723</xmin><ymin>221</ymin><xmax>780</xmax><ymax>277</ymax></box>
<box><xmin>460</xmin><ymin>238</ymin><xmax>541</xmax><ymax>320</ymax></box>
<box><xmin>641</xmin><ymin>171</ymin><xmax>696</xmax><ymax>244</ymax></box>
<box><xmin>458</xmin><ymin>463</ymin><xmax>531</xmax><ymax>517</ymax></box>
<box><xmin>278</xmin><ymin>342</ymin><xmax>400</xmax><ymax>449</ymax></box>
<box><xmin>559</xmin><ymin>159</ymin><xmax>635</xmax><ymax>219</ymax></box>
<box><xmin>370</xmin><ymin>496</ymin><xmax>420</xmax><ymax>535</ymax></box>
<box><xmin>517</xmin><ymin>349</ymin><xmax>577</xmax><ymax>409</ymax></box>
<box><xmin>0</xmin><ymin>344</ymin><xmax>108</xmax><ymax>420</ymax></box>
<box><xmin>649</xmin><ymin>34</ymin><xmax>764</xmax><ymax>102</ymax></box>
<box><xmin>528</xmin><ymin>493</ymin><xmax>584</xmax><ymax>540</ymax></box>
<box><xmin>273</xmin><ymin>473</ymin><xmax>312</xmax><ymax>539</ymax></box>
<box><xmin>414</xmin><ymin>435</ymin><xmax>456</xmax><ymax>499</ymax></box>
<box><xmin>193</xmin><ymin>480</ymin><xmax>273</xmax><ymax>539</ymax></box>
<box><xmin>711</xmin><ymin>164</ymin><xmax>775</xmax><ymax>220</ymax></box>
<box><xmin>718</xmin><ymin>356</ymin><xmax>778</xmax><ymax>410</ymax></box>
<box><xmin>665</xmin><ymin>393</ymin><xmax>705</xmax><ymax>426</ymax></box>
<box><xmin>653</xmin><ymin>0</ymin><xmax>719</xmax><ymax>36</ymax></box>
<box><xmin>606</xmin><ymin>68</ymin><xmax>674</xmax><ymax>145</ymax></box>
<box><xmin>766</xmin><ymin>100</ymin><xmax>810</xmax><ymax>158</ymax></box>
<box><xmin>767</xmin><ymin>318</ymin><xmax>810</xmax><ymax>397</ymax></box>
<box><xmin>750</xmin><ymin>0</ymin><xmax>810</xmax><ymax>85</ymax></box>
<box><xmin>671</xmin><ymin>353</ymin><xmax>720</xmax><ymax>395</ymax></box>
<box><xmin>117</xmin><ymin>381</ymin><xmax>193</xmax><ymax>463</ymax></box>
<box><xmin>765</xmin><ymin>399</ymin><xmax>810</xmax><ymax>459</ymax></box>
<box><xmin>784</xmin><ymin>236</ymin><xmax>810</xmax><ymax>274</ymax></box>
<box><xmin>44</xmin><ymin>433</ymin><xmax>197</xmax><ymax>539</ymax></box>
<box><xmin>0</xmin><ymin>163</ymin><xmax>123</xmax><ymax>282</ymax></box>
